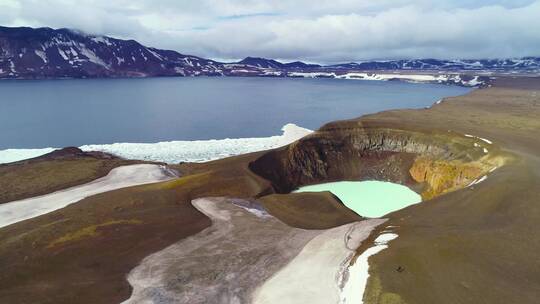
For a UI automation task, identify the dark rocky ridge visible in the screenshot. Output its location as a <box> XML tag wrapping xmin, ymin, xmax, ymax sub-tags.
<box><xmin>238</xmin><ymin>56</ymin><xmax>321</xmax><ymax>69</ymax></box>
<box><xmin>328</xmin><ymin>57</ymin><xmax>540</xmax><ymax>71</ymax></box>
<box><xmin>1</xmin><ymin>26</ymin><xmax>537</xmax><ymax>86</ymax></box>
<box><xmin>3</xmin><ymin>147</ymin><xmax>118</xmax><ymax>166</ymax></box>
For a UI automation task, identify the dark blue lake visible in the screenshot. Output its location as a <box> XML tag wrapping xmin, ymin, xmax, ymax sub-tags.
<box><xmin>0</xmin><ymin>77</ymin><xmax>469</xmax><ymax>149</ymax></box>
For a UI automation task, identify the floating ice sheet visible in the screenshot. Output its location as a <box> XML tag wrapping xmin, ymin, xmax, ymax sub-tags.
<box><xmin>0</xmin><ymin>124</ymin><xmax>312</xmax><ymax>164</ymax></box>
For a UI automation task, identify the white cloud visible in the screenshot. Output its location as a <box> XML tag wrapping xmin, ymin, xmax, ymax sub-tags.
<box><xmin>1</xmin><ymin>0</ymin><xmax>539</xmax><ymax>63</ymax></box>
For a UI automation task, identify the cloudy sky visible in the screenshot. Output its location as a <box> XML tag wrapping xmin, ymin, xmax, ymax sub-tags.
<box><xmin>1</xmin><ymin>0</ymin><xmax>540</xmax><ymax>63</ymax></box>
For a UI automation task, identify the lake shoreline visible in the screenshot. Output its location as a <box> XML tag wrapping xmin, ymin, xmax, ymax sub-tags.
<box><xmin>295</xmin><ymin>181</ymin><xmax>421</xmax><ymax>218</ymax></box>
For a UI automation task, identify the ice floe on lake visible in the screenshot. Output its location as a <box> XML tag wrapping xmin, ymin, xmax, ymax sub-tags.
<box><xmin>0</xmin><ymin>148</ymin><xmax>56</xmax><ymax>164</ymax></box>
<box><xmin>0</xmin><ymin>123</ymin><xmax>313</xmax><ymax>164</ymax></box>
<box><xmin>80</xmin><ymin>123</ymin><xmax>312</xmax><ymax>163</ymax></box>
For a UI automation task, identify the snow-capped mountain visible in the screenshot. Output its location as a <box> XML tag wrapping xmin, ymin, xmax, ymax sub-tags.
<box><xmin>0</xmin><ymin>26</ymin><xmax>224</xmax><ymax>78</ymax></box>
<box><xmin>237</xmin><ymin>57</ymin><xmax>321</xmax><ymax>69</ymax></box>
<box><xmin>237</xmin><ymin>57</ymin><xmax>287</xmax><ymax>69</ymax></box>
<box><xmin>1</xmin><ymin>26</ymin><xmax>538</xmax><ymax>86</ymax></box>
<box><xmin>329</xmin><ymin>58</ymin><xmax>540</xmax><ymax>72</ymax></box>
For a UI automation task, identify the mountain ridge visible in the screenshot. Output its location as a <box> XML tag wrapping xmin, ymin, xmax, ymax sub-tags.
<box><xmin>1</xmin><ymin>26</ymin><xmax>538</xmax><ymax>86</ymax></box>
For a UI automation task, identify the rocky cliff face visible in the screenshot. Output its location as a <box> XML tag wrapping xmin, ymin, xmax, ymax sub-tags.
<box><xmin>249</xmin><ymin>121</ymin><xmax>503</xmax><ymax>199</ymax></box>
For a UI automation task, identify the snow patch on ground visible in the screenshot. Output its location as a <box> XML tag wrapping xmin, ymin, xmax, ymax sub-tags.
<box><xmin>79</xmin><ymin>46</ymin><xmax>110</xmax><ymax>69</ymax></box>
<box><xmin>69</xmin><ymin>47</ymin><xmax>79</xmax><ymax>57</ymax></box>
<box><xmin>146</xmin><ymin>48</ymin><xmax>163</xmax><ymax>61</ymax></box>
<box><xmin>230</xmin><ymin>199</ymin><xmax>272</xmax><ymax>218</ymax></box>
<box><xmin>464</xmin><ymin>133</ymin><xmax>493</xmax><ymax>144</ymax></box>
<box><xmin>34</xmin><ymin>50</ymin><xmax>48</xmax><ymax>63</ymax></box>
<box><xmin>288</xmin><ymin>72</ymin><xmax>484</xmax><ymax>87</ymax></box>
<box><xmin>57</xmin><ymin>47</ymin><xmax>69</xmax><ymax>60</ymax></box>
<box><xmin>374</xmin><ymin>233</ymin><xmax>399</xmax><ymax>244</ymax></box>
<box><xmin>263</xmin><ymin>70</ymin><xmax>283</xmax><ymax>76</ymax></box>
<box><xmin>465</xmin><ymin>133</ymin><xmax>493</xmax><ymax>146</ymax></box>
<box><xmin>91</xmin><ymin>36</ymin><xmax>113</xmax><ymax>46</ymax></box>
<box><xmin>478</xmin><ymin>137</ymin><xmax>493</xmax><ymax>144</ymax></box>
<box><xmin>467</xmin><ymin>174</ymin><xmax>489</xmax><ymax>187</ymax></box>
<box><xmin>474</xmin><ymin>175</ymin><xmax>488</xmax><ymax>184</ymax></box>
<box><xmin>340</xmin><ymin>231</ymin><xmax>398</xmax><ymax>304</ymax></box>
<box><xmin>0</xmin><ymin>164</ymin><xmax>174</xmax><ymax>228</ymax></box>
<box><xmin>289</xmin><ymin>72</ymin><xmax>336</xmax><ymax>78</ymax></box>
<box><xmin>9</xmin><ymin>60</ymin><xmax>15</xmax><ymax>72</ymax></box>
<box><xmin>253</xmin><ymin>219</ymin><xmax>385</xmax><ymax>304</ymax></box>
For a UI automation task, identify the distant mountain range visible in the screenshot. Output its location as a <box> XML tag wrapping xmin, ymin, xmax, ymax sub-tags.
<box><xmin>1</xmin><ymin>26</ymin><xmax>539</xmax><ymax>86</ymax></box>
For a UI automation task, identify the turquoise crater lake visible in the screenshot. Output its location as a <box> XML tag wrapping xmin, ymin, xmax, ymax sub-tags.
<box><xmin>294</xmin><ymin>181</ymin><xmax>421</xmax><ymax>218</ymax></box>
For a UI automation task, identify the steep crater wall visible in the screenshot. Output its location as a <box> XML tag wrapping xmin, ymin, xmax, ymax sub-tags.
<box><xmin>249</xmin><ymin>120</ymin><xmax>503</xmax><ymax>200</ymax></box>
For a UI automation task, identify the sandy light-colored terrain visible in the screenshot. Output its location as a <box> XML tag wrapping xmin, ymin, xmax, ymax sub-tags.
<box><xmin>123</xmin><ymin>197</ymin><xmax>324</xmax><ymax>303</ymax></box>
<box><xmin>123</xmin><ymin>197</ymin><xmax>384</xmax><ymax>304</ymax></box>
<box><xmin>253</xmin><ymin>219</ymin><xmax>384</xmax><ymax>304</ymax></box>
<box><xmin>0</xmin><ymin>164</ymin><xmax>175</xmax><ymax>228</ymax></box>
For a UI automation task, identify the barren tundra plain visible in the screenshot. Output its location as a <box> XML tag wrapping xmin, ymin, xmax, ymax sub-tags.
<box><xmin>0</xmin><ymin>77</ymin><xmax>539</xmax><ymax>304</ymax></box>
